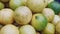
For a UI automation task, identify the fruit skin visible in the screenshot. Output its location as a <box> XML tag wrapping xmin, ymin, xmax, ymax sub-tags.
<box><xmin>0</xmin><ymin>2</ymin><xmax>4</xmax><ymax>10</ymax></box>
<box><xmin>52</xmin><ymin>15</ymin><xmax>60</xmax><ymax>25</ymax></box>
<box><xmin>19</xmin><ymin>25</ymin><xmax>36</xmax><ymax>34</ymax></box>
<box><xmin>42</xmin><ymin>23</ymin><xmax>55</xmax><ymax>34</ymax></box>
<box><xmin>9</xmin><ymin>0</ymin><xmax>27</xmax><ymax>10</ymax></box>
<box><xmin>42</xmin><ymin>8</ymin><xmax>55</xmax><ymax>22</ymax></box>
<box><xmin>14</xmin><ymin>6</ymin><xmax>32</xmax><ymax>25</ymax></box>
<box><xmin>47</xmin><ymin>0</ymin><xmax>54</xmax><ymax>4</ymax></box>
<box><xmin>56</xmin><ymin>21</ymin><xmax>60</xmax><ymax>33</ymax></box>
<box><xmin>26</xmin><ymin>0</ymin><xmax>47</xmax><ymax>13</ymax></box>
<box><xmin>0</xmin><ymin>24</ymin><xmax>19</xmax><ymax>34</ymax></box>
<box><xmin>31</xmin><ymin>13</ymin><xmax>48</xmax><ymax>31</ymax></box>
<box><xmin>48</xmin><ymin>1</ymin><xmax>60</xmax><ymax>15</ymax></box>
<box><xmin>0</xmin><ymin>9</ymin><xmax>14</xmax><ymax>25</ymax></box>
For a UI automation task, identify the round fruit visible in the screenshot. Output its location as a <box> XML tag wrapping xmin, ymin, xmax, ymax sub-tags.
<box><xmin>42</xmin><ymin>8</ymin><xmax>55</xmax><ymax>22</ymax></box>
<box><xmin>19</xmin><ymin>25</ymin><xmax>36</xmax><ymax>34</ymax></box>
<box><xmin>0</xmin><ymin>2</ymin><xmax>4</xmax><ymax>10</ymax></box>
<box><xmin>0</xmin><ymin>0</ymin><xmax>9</xmax><ymax>2</ymax></box>
<box><xmin>0</xmin><ymin>9</ymin><xmax>14</xmax><ymax>25</ymax></box>
<box><xmin>52</xmin><ymin>15</ymin><xmax>60</xmax><ymax>25</ymax></box>
<box><xmin>14</xmin><ymin>6</ymin><xmax>32</xmax><ymax>25</ymax></box>
<box><xmin>26</xmin><ymin>0</ymin><xmax>47</xmax><ymax>13</ymax></box>
<box><xmin>9</xmin><ymin>0</ymin><xmax>27</xmax><ymax>10</ymax></box>
<box><xmin>0</xmin><ymin>24</ymin><xmax>19</xmax><ymax>34</ymax></box>
<box><xmin>48</xmin><ymin>1</ymin><xmax>60</xmax><ymax>15</ymax></box>
<box><xmin>42</xmin><ymin>23</ymin><xmax>55</xmax><ymax>34</ymax></box>
<box><xmin>31</xmin><ymin>13</ymin><xmax>48</xmax><ymax>31</ymax></box>
<box><xmin>56</xmin><ymin>21</ymin><xmax>60</xmax><ymax>33</ymax></box>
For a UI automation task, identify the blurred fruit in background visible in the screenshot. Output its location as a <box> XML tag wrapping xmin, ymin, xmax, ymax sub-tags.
<box><xmin>0</xmin><ymin>2</ymin><xmax>4</xmax><ymax>10</ymax></box>
<box><xmin>47</xmin><ymin>0</ymin><xmax>54</xmax><ymax>4</ymax></box>
<box><xmin>9</xmin><ymin>0</ymin><xmax>27</xmax><ymax>10</ymax></box>
<box><xmin>48</xmin><ymin>1</ymin><xmax>60</xmax><ymax>15</ymax></box>
<box><xmin>52</xmin><ymin>15</ymin><xmax>60</xmax><ymax>25</ymax></box>
<box><xmin>56</xmin><ymin>21</ymin><xmax>60</xmax><ymax>34</ymax></box>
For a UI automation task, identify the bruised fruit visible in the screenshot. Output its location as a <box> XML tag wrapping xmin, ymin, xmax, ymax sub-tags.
<box><xmin>19</xmin><ymin>25</ymin><xmax>36</xmax><ymax>34</ymax></box>
<box><xmin>31</xmin><ymin>13</ymin><xmax>47</xmax><ymax>31</ymax></box>
<box><xmin>0</xmin><ymin>2</ymin><xmax>4</xmax><ymax>10</ymax></box>
<box><xmin>26</xmin><ymin>0</ymin><xmax>47</xmax><ymax>13</ymax></box>
<box><xmin>0</xmin><ymin>24</ymin><xmax>19</xmax><ymax>34</ymax></box>
<box><xmin>14</xmin><ymin>6</ymin><xmax>32</xmax><ymax>25</ymax></box>
<box><xmin>9</xmin><ymin>0</ymin><xmax>27</xmax><ymax>10</ymax></box>
<box><xmin>42</xmin><ymin>8</ymin><xmax>55</xmax><ymax>22</ymax></box>
<box><xmin>42</xmin><ymin>23</ymin><xmax>55</xmax><ymax>34</ymax></box>
<box><xmin>0</xmin><ymin>9</ymin><xmax>14</xmax><ymax>25</ymax></box>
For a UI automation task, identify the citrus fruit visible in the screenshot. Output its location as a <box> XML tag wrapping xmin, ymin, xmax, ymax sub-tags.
<box><xmin>26</xmin><ymin>0</ymin><xmax>47</xmax><ymax>13</ymax></box>
<box><xmin>0</xmin><ymin>9</ymin><xmax>14</xmax><ymax>25</ymax></box>
<box><xmin>42</xmin><ymin>8</ymin><xmax>55</xmax><ymax>22</ymax></box>
<box><xmin>0</xmin><ymin>24</ymin><xmax>19</xmax><ymax>34</ymax></box>
<box><xmin>9</xmin><ymin>0</ymin><xmax>27</xmax><ymax>10</ymax></box>
<box><xmin>31</xmin><ymin>13</ymin><xmax>47</xmax><ymax>31</ymax></box>
<box><xmin>42</xmin><ymin>23</ymin><xmax>55</xmax><ymax>34</ymax></box>
<box><xmin>48</xmin><ymin>1</ymin><xmax>60</xmax><ymax>15</ymax></box>
<box><xmin>52</xmin><ymin>15</ymin><xmax>60</xmax><ymax>25</ymax></box>
<box><xmin>14</xmin><ymin>6</ymin><xmax>32</xmax><ymax>25</ymax></box>
<box><xmin>19</xmin><ymin>25</ymin><xmax>36</xmax><ymax>34</ymax></box>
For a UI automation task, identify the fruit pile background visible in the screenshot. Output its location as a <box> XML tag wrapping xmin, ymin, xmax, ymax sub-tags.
<box><xmin>0</xmin><ymin>0</ymin><xmax>60</xmax><ymax>34</ymax></box>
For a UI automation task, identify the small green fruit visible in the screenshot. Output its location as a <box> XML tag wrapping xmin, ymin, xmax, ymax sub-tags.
<box><xmin>31</xmin><ymin>13</ymin><xmax>47</xmax><ymax>31</ymax></box>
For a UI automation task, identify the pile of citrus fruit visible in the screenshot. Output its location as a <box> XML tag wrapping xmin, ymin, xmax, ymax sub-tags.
<box><xmin>0</xmin><ymin>0</ymin><xmax>60</xmax><ymax>34</ymax></box>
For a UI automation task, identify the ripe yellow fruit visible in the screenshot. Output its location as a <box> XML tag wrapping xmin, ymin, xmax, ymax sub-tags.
<box><xmin>14</xmin><ymin>6</ymin><xmax>32</xmax><ymax>25</ymax></box>
<box><xmin>52</xmin><ymin>15</ymin><xmax>60</xmax><ymax>25</ymax></box>
<box><xmin>19</xmin><ymin>25</ymin><xmax>36</xmax><ymax>34</ymax></box>
<box><xmin>42</xmin><ymin>8</ymin><xmax>55</xmax><ymax>22</ymax></box>
<box><xmin>0</xmin><ymin>9</ymin><xmax>14</xmax><ymax>25</ymax></box>
<box><xmin>26</xmin><ymin>0</ymin><xmax>47</xmax><ymax>13</ymax></box>
<box><xmin>0</xmin><ymin>24</ymin><xmax>19</xmax><ymax>34</ymax></box>
<box><xmin>56</xmin><ymin>21</ymin><xmax>60</xmax><ymax>33</ymax></box>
